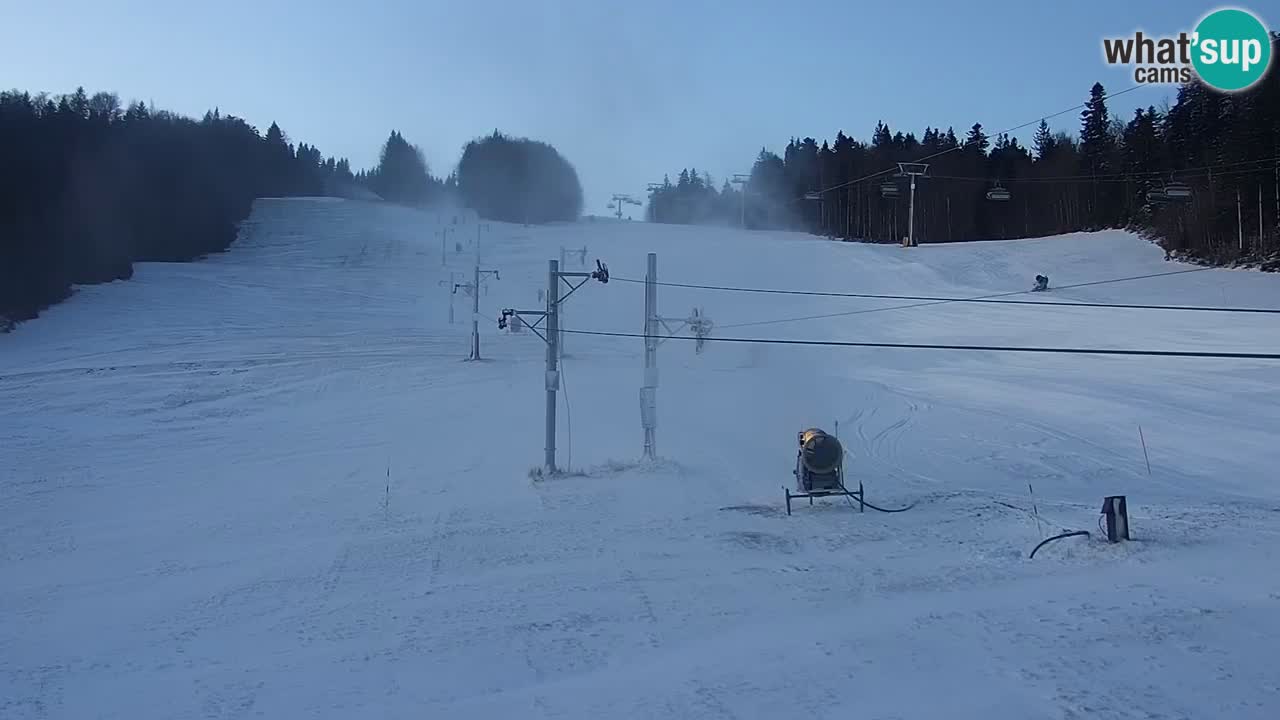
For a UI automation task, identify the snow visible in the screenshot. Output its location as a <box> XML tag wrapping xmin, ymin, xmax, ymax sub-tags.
<box><xmin>3</xmin><ymin>197</ymin><xmax>1280</xmax><ymax>719</ymax></box>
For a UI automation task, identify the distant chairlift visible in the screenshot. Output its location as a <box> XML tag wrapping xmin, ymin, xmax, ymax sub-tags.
<box><xmin>986</xmin><ymin>182</ymin><xmax>1011</xmax><ymax>201</ymax></box>
<box><xmin>1146</xmin><ymin>181</ymin><xmax>1192</xmax><ymax>204</ymax></box>
<box><xmin>880</xmin><ymin>178</ymin><xmax>900</xmax><ymax>199</ymax></box>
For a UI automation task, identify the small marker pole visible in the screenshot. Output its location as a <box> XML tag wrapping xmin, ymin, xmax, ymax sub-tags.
<box><xmin>1138</xmin><ymin>425</ymin><xmax>1152</xmax><ymax>477</ymax></box>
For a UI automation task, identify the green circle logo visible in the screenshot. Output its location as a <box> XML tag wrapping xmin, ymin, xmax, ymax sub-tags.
<box><xmin>1191</xmin><ymin>8</ymin><xmax>1272</xmax><ymax>92</ymax></box>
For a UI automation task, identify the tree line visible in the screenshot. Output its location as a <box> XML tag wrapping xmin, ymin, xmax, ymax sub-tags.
<box><xmin>1</xmin><ymin>87</ymin><xmax>583</xmax><ymax>327</ymax></box>
<box><xmin>647</xmin><ymin>37</ymin><xmax>1280</xmax><ymax>269</ymax></box>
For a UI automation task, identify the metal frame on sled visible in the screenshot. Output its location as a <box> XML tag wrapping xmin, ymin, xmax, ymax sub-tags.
<box><xmin>785</xmin><ymin>425</ymin><xmax>864</xmax><ymax>515</ymax></box>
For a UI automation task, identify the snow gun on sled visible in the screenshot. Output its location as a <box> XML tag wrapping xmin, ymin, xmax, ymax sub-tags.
<box><xmin>786</xmin><ymin>426</ymin><xmax>864</xmax><ymax>515</ymax></box>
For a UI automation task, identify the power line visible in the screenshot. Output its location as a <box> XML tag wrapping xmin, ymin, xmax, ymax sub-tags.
<box><xmin>558</xmin><ymin>328</ymin><xmax>1280</xmax><ymax>361</ymax></box>
<box><xmin>614</xmin><ymin>267</ymin><xmax>1280</xmax><ymax>324</ymax></box>
<box><xmin>719</xmin><ymin>268</ymin><xmax>1215</xmax><ymax>329</ymax></box>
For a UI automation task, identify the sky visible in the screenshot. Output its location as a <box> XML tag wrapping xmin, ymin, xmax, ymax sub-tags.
<box><xmin>2</xmin><ymin>0</ymin><xmax>1271</xmax><ymax>215</ymax></box>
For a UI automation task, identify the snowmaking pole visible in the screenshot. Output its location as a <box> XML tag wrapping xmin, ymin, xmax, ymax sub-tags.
<box><xmin>642</xmin><ymin>253</ymin><xmax>658</xmax><ymax>460</ymax></box>
<box><xmin>545</xmin><ymin>259</ymin><xmax>560</xmax><ymax>472</ymax></box>
<box><xmin>437</xmin><ymin>272</ymin><xmax>461</xmax><ymax>324</ymax></box>
<box><xmin>558</xmin><ymin>246</ymin><xmax>567</xmax><ymax>358</ymax></box>
<box><xmin>471</xmin><ymin>255</ymin><xmax>481</xmax><ymax>359</ymax></box>
<box><xmin>464</xmin><ymin>235</ymin><xmax>500</xmax><ymax>361</ymax></box>
<box><xmin>498</xmin><ymin>257</ymin><xmax>609</xmax><ymax>474</ymax></box>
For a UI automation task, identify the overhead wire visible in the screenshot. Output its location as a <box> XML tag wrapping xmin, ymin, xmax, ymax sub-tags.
<box><xmin>557</xmin><ymin>328</ymin><xmax>1280</xmax><ymax>361</ymax></box>
<box><xmin>613</xmin><ymin>267</ymin><xmax>1280</xmax><ymax>330</ymax></box>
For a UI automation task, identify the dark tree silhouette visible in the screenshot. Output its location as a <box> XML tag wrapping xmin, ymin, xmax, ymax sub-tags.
<box><xmin>456</xmin><ymin>131</ymin><xmax>582</xmax><ymax>224</ymax></box>
<box><xmin>363</xmin><ymin>130</ymin><xmax>440</xmax><ymax>205</ymax></box>
<box><xmin>1</xmin><ymin>87</ymin><xmax>356</xmax><ymax>326</ymax></box>
<box><xmin>648</xmin><ymin>38</ymin><xmax>1280</xmax><ymax>269</ymax></box>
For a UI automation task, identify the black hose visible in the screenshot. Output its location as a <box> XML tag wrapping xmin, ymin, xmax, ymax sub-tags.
<box><xmin>861</xmin><ymin>498</ymin><xmax>917</xmax><ymax>513</ymax></box>
<box><xmin>1028</xmin><ymin>530</ymin><xmax>1090</xmax><ymax>559</ymax></box>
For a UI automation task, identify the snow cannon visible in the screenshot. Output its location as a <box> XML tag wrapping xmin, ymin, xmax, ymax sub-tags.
<box><xmin>798</xmin><ymin>428</ymin><xmax>842</xmax><ymax>484</ymax></box>
<box><xmin>787</xmin><ymin>427</ymin><xmax>863</xmax><ymax>515</ymax></box>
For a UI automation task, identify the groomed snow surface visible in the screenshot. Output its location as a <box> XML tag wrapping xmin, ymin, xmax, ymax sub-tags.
<box><xmin>4</xmin><ymin>198</ymin><xmax>1280</xmax><ymax>719</ymax></box>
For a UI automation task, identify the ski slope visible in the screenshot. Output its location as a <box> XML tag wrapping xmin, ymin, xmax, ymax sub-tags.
<box><xmin>3</xmin><ymin>197</ymin><xmax>1280</xmax><ymax>719</ymax></box>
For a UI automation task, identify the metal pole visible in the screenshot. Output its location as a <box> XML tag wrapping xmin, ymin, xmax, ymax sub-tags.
<box><xmin>1259</xmin><ymin>184</ymin><xmax>1264</xmax><ymax>253</ymax></box>
<box><xmin>642</xmin><ymin>253</ymin><xmax>658</xmax><ymax>460</ymax></box>
<box><xmin>470</xmin><ymin>252</ymin><xmax>481</xmax><ymax>359</ymax></box>
<box><xmin>908</xmin><ymin>174</ymin><xmax>918</xmax><ymax>247</ymax></box>
<box><xmin>558</xmin><ymin>247</ymin><xmax>567</xmax><ymax>358</ymax></box>
<box><xmin>545</xmin><ymin>260</ymin><xmax>560</xmax><ymax>473</ymax></box>
<box><xmin>1237</xmin><ymin>189</ymin><xmax>1244</xmax><ymax>252</ymax></box>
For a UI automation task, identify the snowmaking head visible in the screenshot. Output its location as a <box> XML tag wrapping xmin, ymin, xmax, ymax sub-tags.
<box><xmin>798</xmin><ymin>428</ymin><xmax>842</xmax><ymax>475</ymax></box>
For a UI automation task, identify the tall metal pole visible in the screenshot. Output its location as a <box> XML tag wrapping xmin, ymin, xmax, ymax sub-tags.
<box><xmin>558</xmin><ymin>247</ymin><xmax>567</xmax><ymax>358</ymax></box>
<box><xmin>470</xmin><ymin>251</ymin><xmax>481</xmax><ymax>359</ymax></box>
<box><xmin>908</xmin><ymin>174</ymin><xmax>918</xmax><ymax>247</ymax></box>
<box><xmin>545</xmin><ymin>260</ymin><xmax>560</xmax><ymax>473</ymax></box>
<box><xmin>1237</xmin><ymin>189</ymin><xmax>1244</xmax><ymax>252</ymax></box>
<box><xmin>642</xmin><ymin>253</ymin><xmax>658</xmax><ymax>460</ymax></box>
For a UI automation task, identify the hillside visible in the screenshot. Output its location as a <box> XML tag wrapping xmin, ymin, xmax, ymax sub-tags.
<box><xmin>3</xmin><ymin>198</ymin><xmax>1279</xmax><ymax>719</ymax></box>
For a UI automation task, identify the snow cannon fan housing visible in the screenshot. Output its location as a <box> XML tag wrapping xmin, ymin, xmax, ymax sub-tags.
<box><xmin>797</xmin><ymin>428</ymin><xmax>843</xmax><ymax>492</ymax></box>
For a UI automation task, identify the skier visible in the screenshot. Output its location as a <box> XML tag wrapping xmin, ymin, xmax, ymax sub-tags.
<box><xmin>1032</xmin><ymin>274</ymin><xmax>1049</xmax><ymax>292</ymax></box>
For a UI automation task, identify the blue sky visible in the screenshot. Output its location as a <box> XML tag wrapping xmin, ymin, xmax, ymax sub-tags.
<box><xmin>2</xmin><ymin>1</ymin><xmax>1270</xmax><ymax>214</ymax></box>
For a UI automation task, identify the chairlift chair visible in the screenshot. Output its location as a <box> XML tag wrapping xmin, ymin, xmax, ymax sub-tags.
<box><xmin>986</xmin><ymin>182</ymin><xmax>1011</xmax><ymax>201</ymax></box>
<box><xmin>1164</xmin><ymin>182</ymin><xmax>1192</xmax><ymax>200</ymax></box>
<box><xmin>880</xmin><ymin>180</ymin><xmax>900</xmax><ymax>199</ymax></box>
<box><xmin>1143</xmin><ymin>180</ymin><xmax>1167</xmax><ymax>204</ymax></box>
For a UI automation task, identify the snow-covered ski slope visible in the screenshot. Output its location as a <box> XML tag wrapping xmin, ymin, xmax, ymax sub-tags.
<box><xmin>4</xmin><ymin>197</ymin><xmax>1280</xmax><ymax>719</ymax></box>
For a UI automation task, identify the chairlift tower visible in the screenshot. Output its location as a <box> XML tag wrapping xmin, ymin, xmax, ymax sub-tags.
<box><xmin>731</xmin><ymin>174</ymin><xmax>750</xmax><ymax>227</ymax></box>
<box><xmin>646</xmin><ymin>183</ymin><xmax>664</xmax><ymax>222</ymax></box>
<box><xmin>611</xmin><ymin>193</ymin><xmax>642</xmax><ymax>220</ymax></box>
<box><xmin>897</xmin><ymin>163</ymin><xmax>929</xmax><ymax>247</ymax></box>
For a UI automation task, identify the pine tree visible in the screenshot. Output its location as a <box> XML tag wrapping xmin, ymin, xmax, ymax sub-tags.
<box><xmin>1080</xmin><ymin>82</ymin><xmax>1115</xmax><ymax>172</ymax></box>
<box><xmin>1032</xmin><ymin>119</ymin><xmax>1056</xmax><ymax>160</ymax></box>
<box><xmin>964</xmin><ymin>123</ymin><xmax>989</xmax><ymax>155</ymax></box>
